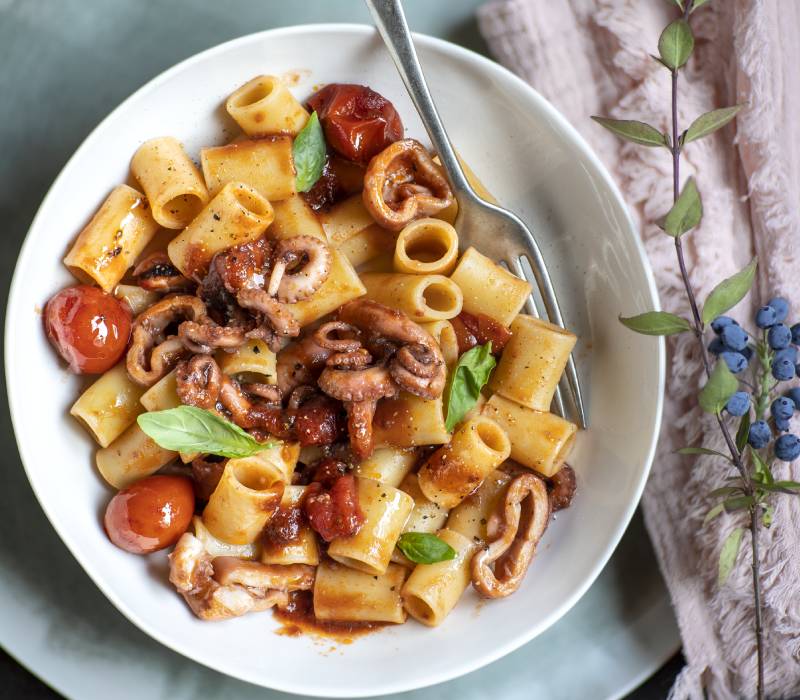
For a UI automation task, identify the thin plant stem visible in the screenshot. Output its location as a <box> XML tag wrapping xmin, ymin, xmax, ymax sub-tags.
<box><xmin>669</xmin><ymin>2</ymin><xmax>764</xmax><ymax>696</ymax></box>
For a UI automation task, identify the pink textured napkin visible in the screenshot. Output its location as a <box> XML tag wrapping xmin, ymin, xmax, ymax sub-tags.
<box><xmin>477</xmin><ymin>1</ymin><xmax>800</xmax><ymax>697</ymax></box>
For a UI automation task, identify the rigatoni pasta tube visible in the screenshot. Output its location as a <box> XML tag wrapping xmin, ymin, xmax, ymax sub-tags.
<box><xmin>372</xmin><ymin>392</ymin><xmax>450</xmax><ymax>448</ymax></box>
<box><xmin>327</xmin><ymin>477</ymin><xmax>414</xmax><ymax>575</ymax></box>
<box><xmin>216</xmin><ymin>339</ymin><xmax>277</xmax><ymax>384</ymax></box>
<box><xmin>167</xmin><ymin>181</ymin><xmax>274</xmax><ymax>280</ymax></box>
<box><xmin>361</xmin><ymin>273</ymin><xmax>463</xmax><ymax>322</ymax></box>
<box><xmin>64</xmin><ymin>185</ymin><xmax>160</xmax><ymax>292</ymax></box>
<box><xmin>192</xmin><ymin>516</ymin><xmax>258</xmax><ymax>560</ymax></box>
<box><xmin>130</xmin><ymin>137</ymin><xmax>209</xmax><ymax>229</ymax></box>
<box><xmin>286</xmin><ymin>249</ymin><xmax>366</xmax><ymax>326</ymax></box>
<box><xmin>270</xmin><ymin>194</ymin><xmax>326</xmax><ymax>241</ymax></box>
<box><xmin>139</xmin><ymin>369</ymin><xmax>180</xmax><ymax>411</ymax></box>
<box><xmin>420</xmin><ymin>320</ymin><xmax>459</xmax><ymax>368</ymax></box>
<box><xmin>450</xmin><ymin>247</ymin><xmax>531</xmax><ymax>326</ymax></box>
<box><xmin>95</xmin><ymin>424</ymin><xmax>177</xmax><ymax>489</ymax></box>
<box><xmin>391</xmin><ymin>474</ymin><xmax>448</xmax><ymax>568</ymax></box>
<box><xmin>319</xmin><ymin>193</ymin><xmax>375</xmax><ymax>245</ymax></box>
<box><xmin>202</xmin><ymin>460</ymin><xmax>284</xmax><ymax>545</ymax></box>
<box><xmin>446</xmin><ymin>469</ymin><xmax>512</xmax><ymax>542</ymax></box>
<box><xmin>482</xmin><ymin>394</ymin><xmax>577</xmax><ymax>477</ymax></box>
<box><xmin>337</xmin><ymin>224</ymin><xmax>395</xmax><ymax>268</ymax></box>
<box><xmin>201</xmin><ymin>138</ymin><xmax>295</xmax><ymax>201</ymax></box>
<box><xmin>394</xmin><ymin>218</ymin><xmax>458</xmax><ymax>275</ymax></box>
<box><xmin>489</xmin><ymin>315</ymin><xmax>577</xmax><ymax>411</ymax></box>
<box><xmin>225</xmin><ymin>75</ymin><xmax>308</xmax><ymax>136</ymax></box>
<box><xmin>314</xmin><ymin>559</ymin><xmax>407</xmax><ymax>623</ymax></box>
<box><xmin>261</xmin><ymin>486</ymin><xmax>319</xmax><ymax>566</ymax></box>
<box><xmin>70</xmin><ymin>363</ymin><xmax>146</xmax><ymax>448</ymax></box>
<box><xmin>418</xmin><ymin>415</ymin><xmax>511</xmax><ymax>508</ymax></box>
<box><xmin>353</xmin><ymin>447</ymin><xmax>417</xmax><ymax>487</ymax></box>
<box><xmin>113</xmin><ymin>284</ymin><xmax>160</xmax><ymax>316</ymax></box>
<box><xmin>225</xmin><ymin>442</ymin><xmax>300</xmax><ymax>490</ymax></box>
<box><xmin>401</xmin><ymin>528</ymin><xmax>478</xmax><ymax>627</ymax></box>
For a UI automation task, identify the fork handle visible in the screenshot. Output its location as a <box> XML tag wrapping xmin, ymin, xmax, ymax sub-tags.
<box><xmin>364</xmin><ymin>0</ymin><xmax>475</xmax><ymax>200</ymax></box>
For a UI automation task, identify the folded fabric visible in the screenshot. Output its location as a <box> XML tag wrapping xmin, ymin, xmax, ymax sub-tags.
<box><xmin>477</xmin><ymin>0</ymin><xmax>800</xmax><ymax>697</ymax></box>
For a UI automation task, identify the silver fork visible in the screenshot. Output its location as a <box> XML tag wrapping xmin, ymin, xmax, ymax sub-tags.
<box><xmin>365</xmin><ymin>0</ymin><xmax>587</xmax><ymax>428</ymax></box>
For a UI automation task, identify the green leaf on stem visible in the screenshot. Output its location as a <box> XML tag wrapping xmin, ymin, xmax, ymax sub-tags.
<box><xmin>758</xmin><ymin>482</ymin><xmax>800</xmax><ymax>495</ymax></box>
<box><xmin>762</xmin><ymin>504</ymin><xmax>774</xmax><ymax>527</ymax></box>
<box><xmin>661</xmin><ymin>177</ymin><xmax>703</xmax><ymax>237</ymax></box>
<box><xmin>684</xmin><ymin>106</ymin><xmax>743</xmax><ymax>144</ymax></box>
<box><xmin>658</xmin><ymin>19</ymin><xmax>695</xmax><ymax>70</ymax></box>
<box><xmin>704</xmin><ymin>503</ymin><xmax>725</xmax><ymax>525</ymax></box>
<box><xmin>676</xmin><ymin>446</ymin><xmax>730</xmax><ymax>459</ymax></box>
<box><xmin>591</xmin><ymin>117</ymin><xmax>669</xmax><ymax>147</ymax></box>
<box><xmin>709</xmin><ymin>486</ymin><xmax>743</xmax><ymax>499</ymax></box>
<box><xmin>672</xmin><ymin>0</ymin><xmax>685</xmax><ymax>9</ymax></box>
<box><xmin>691</xmin><ymin>0</ymin><xmax>711</xmax><ymax>11</ymax></box>
<box><xmin>751</xmin><ymin>450</ymin><xmax>774</xmax><ymax>485</ymax></box>
<box><xmin>723</xmin><ymin>495</ymin><xmax>755</xmax><ymax>513</ymax></box>
<box><xmin>698</xmin><ymin>360</ymin><xmax>739</xmax><ymax>414</ymax></box>
<box><xmin>700</xmin><ymin>257</ymin><xmax>758</xmax><ymax>325</ymax></box>
<box><xmin>718</xmin><ymin>527</ymin><xmax>744</xmax><ymax>585</ymax></box>
<box><xmin>619</xmin><ymin>311</ymin><xmax>691</xmax><ymax>335</ymax></box>
<box><xmin>772</xmin><ymin>480</ymin><xmax>800</xmax><ymax>490</ymax></box>
<box><xmin>736</xmin><ymin>412</ymin><xmax>751</xmax><ymax>452</ymax></box>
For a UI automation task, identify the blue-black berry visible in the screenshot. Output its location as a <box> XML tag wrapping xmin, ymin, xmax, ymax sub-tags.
<box><xmin>711</xmin><ymin>316</ymin><xmax>737</xmax><ymax>334</ymax></box>
<box><xmin>742</xmin><ymin>345</ymin><xmax>754</xmax><ymax>361</ymax></box>
<box><xmin>755</xmin><ymin>306</ymin><xmax>778</xmax><ymax>329</ymax></box>
<box><xmin>786</xmin><ymin>388</ymin><xmax>800</xmax><ymax>411</ymax></box>
<box><xmin>708</xmin><ymin>337</ymin><xmax>725</xmax><ymax>355</ymax></box>
<box><xmin>721</xmin><ymin>351</ymin><xmax>748</xmax><ymax>374</ymax></box>
<box><xmin>768</xmin><ymin>323</ymin><xmax>792</xmax><ymax>350</ymax></box>
<box><xmin>721</xmin><ymin>324</ymin><xmax>748</xmax><ymax>351</ymax></box>
<box><xmin>772</xmin><ymin>396</ymin><xmax>795</xmax><ymax>421</ymax></box>
<box><xmin>775</xmin><ymin>416</ymin><xmax>791</xmax><ymax>433</ymax></box>
<box><xmin>791</xmin><ymin>323</ymin><xmax>800</xmax><ymax>346</ymax></box>
<box><xmin>775</xmin><ymin>346</ymin><xmax>798</xmax><ymax>365</ymax></box>
<box><xmin>767</xmin><ymin>297</ymin><xmax>789</xmax><ymax>323</ymax></box>
<box><xmin>772</xmin><ymin>357</ymin><xmax>795</xmax><ymax>381</ymax></box>
<box><xmin>748</xmin><ymin>421</ymin><xmax>772</xmax><ymax>449</ymax></box>
<box><xmin>775</xmin><ymin>433</ymin><xmax>800</xmax><ymax>462</ymax></box>
<box><xmin>725</xmin><ymin>392</ymin><xmax>750</xmax><ymax>417</ymax></box>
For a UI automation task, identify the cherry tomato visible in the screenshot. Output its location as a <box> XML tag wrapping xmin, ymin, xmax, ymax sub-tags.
<box><xmin>307</xmin><ymin>84</ymin><xmax>404</xmax><ymax>163</ymax></box>
<box><xmin>104</xmin><ymin>475</ymin><xmax>195</xmax><ymax>554</ymax></box>
<box><xmin>44</xmin><ymin>285</ymin><xmax>131</xmax><ymax>374</ymax></box>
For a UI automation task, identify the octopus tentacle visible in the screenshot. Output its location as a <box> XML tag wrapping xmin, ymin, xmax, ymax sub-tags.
<box><xmin>344</xmin><ymin>400</ymin><xmax>377</xmax><ymax>460</ymax></box>
<box><xmin>317</xmin><ymin>364</ymin><xmax>398</xmax><ymax>403</ymax></box>
<box><xmin>313</xmin><ymin>321</ymin><xmax>362</xmax><ymax>353</ymax></box>
<box><xmin>267</xmin><ymin>235</ymin><xmax>332</xmax><ymax>303</ymax></box>
<box><xmin>178</xmin><ymin>320</ymin><xmax>248</xmax><ymax>354</ymax></box>
<box><xmin>133</xmin><ymin>252</ymin><xmax>195</xmax><ymax>293</ymax></box>
<box><xmin>175</xmin><ymin>354</ymin><xmax>222</xmax><ymax>409</ymax></box>
<box><xmin>237</xmin><ymin>288</ymin><xmax>300</xmax><ymax>338</ymax></box>
<box><xmin>326</xmin><ymin>348</ymin><xmax>373</xmax><ymax>370</ymax></box>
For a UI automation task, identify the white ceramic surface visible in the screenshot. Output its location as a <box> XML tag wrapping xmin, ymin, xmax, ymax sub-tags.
<box><xmin>5</xmin><ymin>25</ymin><xmax>664</xmax><ymax>697</ymax></box>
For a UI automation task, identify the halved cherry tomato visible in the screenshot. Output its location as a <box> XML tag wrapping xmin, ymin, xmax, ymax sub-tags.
<box><xmin>307</xmin><ymin>84</ymin><xmax>403</xmax><ymax>163</ymax></box>
<box><xmin>452</xmin><ymin>311</ymin><xmax>513</xmax><ymax>355</ymax></box>
<box><xmin>44</xmin><ymin>285</ymin><xmax>131</xmax><ymax>374</ymax></box>
<box><xmin>104</xmin><ymin>475</ymin><xmax>195</xmax><ymax>554</ymax></box>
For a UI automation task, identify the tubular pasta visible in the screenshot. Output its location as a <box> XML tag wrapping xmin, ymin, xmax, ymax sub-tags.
<box><xmin>319</xmin><ymin>193</ymin><xmax>376</xmax><ymax>246</ymax></box>
<box><xmin>372</xmin><ymin>392</ymin><xmax>450</xmax><ymax>448</ymax></box>
<box><xmin>270</xmin><ymin>194</ymin><xmax>327</xmax><ymax>242</ymax></box>
<box><xmin>113</xmin><ymin>284</ymin><xmax>161</xmax><ymax>316</ymax></box>
<box><xmin>216</xmin><ymin>339</ymin><xmax>277</xmax><ymax>385</ymax></box>
<box><xmin>489</xmin><ymin>314</ymin><xmax>577</xmax><ymax>411</ymax></box>
<box><xmin>64</xmin><ymin>185</ymin><xmax>160</xmax><ymax>292</ymax></box>
<box><xmin>391</xmin><ymin>473</ymin><xmax>449</xmax><ymax>568</ymax></box>
<box><xmin>167</xmin><ymin>181</ymin><xmax>274</xmax><ymax>280</ymax></box>
<box><xmin>192</xmin><ymin>516</ymin><xmax>259</xmax><ymax>560</ymax></box>
<box><xmin>337</xmin><ymin>224</ymin><xmax>396</xmax><ymax>268</ymax></box>
<box><xmin>482</xmin><ymin>394</ymin><xmax>577</xmax><ymax>477</ymax></box>
<box><xmin>327</xmin><ymin>477</ymin><xmax>414</xmax><ymax>575</ymax></box>
<box><xmin>393</xmin><ymin>218</ymin><xmax>458</xmax><ymax>276</ymax></box>
<box><xmin>261</xmin><ymin>485</ymin><xmax>319</xmax><ymax>566</ymax></box>
<box><xmin>95</xmin><ymin>424</ymin><xmax>177</xmax><ymax>489</ymax></box>
<box><xmin>201</xmin><ymin>137</ymin><xmax>295</xmax><ymax>201</ymax></box>
<box><xmin>70</xmin><ymin>363</ymin><xmax>146</xmax><ymax>448</ymax></box>
<box><xmin>226</xmin><ymin>75</ymin><xmax>309</xmax><ymax>137</ymax></box>
<box><xmin>314</xmin><ymin>559</ymin><xmax>407</xmax><ymax>624</ymax></box>
<box><xmin>446</xmin><ymin>469</ymin><xmax>512</xmax><ymax>542</ymax></box>
<box><xmin>361</xmin><ymin>272</ymin><xmax>463</xmax><ymax>322</ymax></box>
<box><xmin>130</xmin><ymin>137</ymin><xmax>209</xmax><ymax>229</ymax></box>
<box><xmin>419</xmin><ymin>320</ymin><xmax>459</xmax><ymax>368</ymax></box>
<box><xmin>352</xmin><ymin>447</ymin><xmax>417</xmax><ymax>487</ymax></box>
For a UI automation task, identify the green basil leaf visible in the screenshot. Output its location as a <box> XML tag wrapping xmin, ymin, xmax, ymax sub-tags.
<box><xmin>701</xmin><ymin>257</ymin><xmax>758</xmax><ymax>325</ymax></box>
<box><xmin>662</xmin><ymin>177</ymin><xmax>702</xmax><ymax>237</ymax></box>
<box><xmin>736</xmin><ymin>411</ymin><xmax>751</xmax><ymax>453</ymax></box>
<box><xmin>658</xmin><ymin>19</ymin><xmax>694</xmax><ymax>70</ymax></box>
<box><xmin>698</xmin><ymin>360</ymin><xmax>738</xmax><ymax>414</ymax></box>
<box><xmin>619</xmin><ymin>311</ymin><xmax>691</xmax><ymax>336</ymax></box>
<box><xmin>397</xmin><ymin>532</ymin><xmax>456</xmax><ymax>564</ymax></box>
<box><xmin>703</xmin><ymin>503</ymin><xmax>725</xmax><ymax>525</ymax></box>
<box><xmin>137</xmin><ymin>406</ymin><xmax>272</xmax><ymax>458</ymax></box>
<box><xmin>293</xmin><ymin>111</ymin><xmax>326</xmax><ymax>193</ymax></box>
<box><xmin>444</xmin><ymin>342</ymin><xmax>496</xmax><ymax>432</ymax></box>
<box><xmin>591</xmin><ymin>117</ymin><xmax>668</xmax><ymax>148</ymax></box>
<box><xmin>684</xmin><ymin>105</ymin><xmax>742</xmax><ymax>144</ymax></box>
<box><xmin>718</xmin><ymin>526</ymin><xmax>744</xmax><ymax>585</ymax></box>
<box><xmin>676</xmin><ymin>446</ymin><xmax>730</xmax><ymax>459</ymax></box>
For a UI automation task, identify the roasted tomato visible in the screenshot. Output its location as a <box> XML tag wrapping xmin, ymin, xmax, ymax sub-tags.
<box><xmin>44</xmin><ymin>285</ymin><xmax>131</xmax><ymax>374</ymax></box>
<box><xmin>452</xmin><ymin>311</ymin><xmax>512</xmax><ymax>355</ymax></box>
<box><xmin>104</xmin><ymin>475</ymin><xmax>195</xmax><ymax>554</ymax></box>
<box><xmin>307</xmin><ymin>84</ymin><xmax>403</xmax><ymax>163</ymax></box>
<box><xmin>303</xmin><ymin>474</ymin><xmax>363</xmax><ymax>542</ymax></box>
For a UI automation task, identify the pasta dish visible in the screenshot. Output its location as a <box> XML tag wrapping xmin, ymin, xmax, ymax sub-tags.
<box><xmin>43</xmin><ymin>76</ymin><xmax>579</xmax><ymax>630</ymax></box>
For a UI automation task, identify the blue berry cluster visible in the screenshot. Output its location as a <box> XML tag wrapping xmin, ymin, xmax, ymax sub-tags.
<box><xmin>711</xmin><ymin>297</ymin><xmax>800</xmax><ymax>462</ymax></box>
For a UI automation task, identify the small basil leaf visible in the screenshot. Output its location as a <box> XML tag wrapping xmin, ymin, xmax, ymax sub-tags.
<box><xmin>293</xmin><ymin>111</ymin><xmax>326</xmax><ymax>193</ymax></box>
<box><xmin>698</xmin><ymin>360</ymin><xmax>738</xmax><ymax>414</ymax></box>
<box><xmin>718</xmin><ymin>526</ymin><xmax>744</xmax><ymax>585</ymax></box>
<box><xmin>663</xmin><ymin>177</ymin><xmax>702</xmax><ymax>237</ymax></box>
<box><xmin>397</xmin><ymin>532</ymin><xmax>456</xmax><ymax>564</ymax></box>
<box><xmin>684</xmin><ymin>106</ymin><xmax>742</xmax><ymax>144</ymax></box>
<box><xmin>701</xmin><ymin>258</ymin><xmax>758</xmax><ymax>324</ymax></box>
<box><xmin>444</xmin><ymin>342</ymin><xmax>496</xmax><ymax>432</ymax></box>
<box><xmin>658</xmin><ymin>19</ymin><xmax>694</xmax><ymax>70</ymax></box>
<box><xmin>703</xmin><ymin>503</ymin><xmax>725</xmax><ymax>525</ymax></box>
<box><xmin>138</xmin><ymin>406</ymin><xmax>272</xmax><ymax>458</ymax></box>
<box><xmin>591</xmin><ymin>117</ymin><xmax>668</xmax><ymax>148</ymax></box>
<box><xmin>619</xmin><ymin>311</ymin><xmax>691</xmax><ymax>336</ymax></box>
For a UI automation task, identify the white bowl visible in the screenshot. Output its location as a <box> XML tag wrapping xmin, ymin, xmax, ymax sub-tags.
<box><xmin>5</xmin><ymin>24</ymin><xmax>663</xmax><ymax>698</ymax></box>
